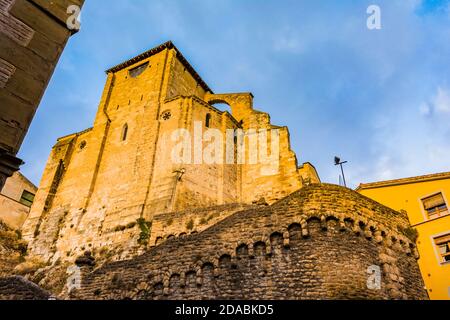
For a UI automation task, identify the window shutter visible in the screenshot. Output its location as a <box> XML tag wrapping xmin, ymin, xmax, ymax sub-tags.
<box><xmin>22</xmin><ymin>191</ymin><xmax>35</xmax><ymax>202</ymax></box>
<box><xmin>435</xmin><ymin>234</ymin><xmax>450</xmax><ymax>245</ymax></box>
<box><xmin>19</xmin><ymin>190</ymin><xmax>35</xmax><ymax>207</ymax></box>
<box><xmin>438</xmin><ymin>245</ymin><xmax>447</xmax><ymax>255</ymax></box>
<box><xmin>423</xmin><ymin>193</ymin><xmax>445</xmax><ymax>210</ymax></box>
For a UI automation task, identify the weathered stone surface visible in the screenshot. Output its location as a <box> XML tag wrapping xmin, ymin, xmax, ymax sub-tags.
<box><xmin>75</xmin><ymin>251</ymin><xmax>95</xmax><ymax>267</ymax></box>
<box><xmin>0</xmin><ymin>0</ymin><xmax>35</xmax><ymax>47</ymax></box>
<box><xmin>0</xmin><ymin>0</ymin><xmax>85</xmax><ymax>191</ymax></box>
<box><xmin>0</xmin><ymin>57</ymin><xmax>15</xmax><ymax>88</ymax></box>
<box><xmin>72</xmin><ymin>184</ymin><xmax>427</xmax><ymax>300</ymax></box>
<box><xmin>15</xmin><ymin>42</ymin><xmax>427</xmax><ymax>300</ymax></box>
<box><xmin>0</xmin><ymin>276</ymin><xmax>51</xmax><ymax>300</ymax></box>
<box><xmin>0</xmin><ymin>220</ymin><xmax>27</xmax><ymax>277</ymax></box>
<box><xmin>22</xmin><ymin>42</ymin><xmax>320</xmax><ymax>264</ymax></box>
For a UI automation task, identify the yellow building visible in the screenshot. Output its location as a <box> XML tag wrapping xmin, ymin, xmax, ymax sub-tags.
<box><xmin>357</xmin><ymin>172</ymin><xmax>450</xmax><ymax>300</ymax></box>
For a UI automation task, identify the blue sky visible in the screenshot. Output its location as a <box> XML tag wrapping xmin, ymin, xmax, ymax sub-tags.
<box><xmin>18</xmin><ymin>0</ymin><xmax>450</xmax><ymax>188</ymax></box>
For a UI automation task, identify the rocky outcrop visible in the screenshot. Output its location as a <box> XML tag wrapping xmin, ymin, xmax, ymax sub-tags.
<box><xmin>0</xmin><ymin>221</ymin><xmax>27</xmax><ymax>277</ymax></box>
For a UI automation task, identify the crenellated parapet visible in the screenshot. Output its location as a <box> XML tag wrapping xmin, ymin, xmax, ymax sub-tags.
<box><xmin>73</xmin><ymin>184</ymin><xmax>427</xmax><ymax>300</ymax></box>
<box><xmin>149</xmin><ymin>203</ymin><xmax>255</xmax><ymax>247</ymax></box>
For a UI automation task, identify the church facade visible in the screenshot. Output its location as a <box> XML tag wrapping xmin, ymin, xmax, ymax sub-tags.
<box><xmin>22</xmin><ymin>41</ymin><xmax>320</xmax><ymax>263</ymax></box>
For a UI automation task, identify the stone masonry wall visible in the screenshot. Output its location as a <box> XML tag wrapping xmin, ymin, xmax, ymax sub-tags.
<box><xmin>74</xmin><ymin>184</ymin><xmax>427</xmax><ymax>300</ymax></box>
<box><xmin>0</xmin><ymin>276</ymin><xmax>51</xmax><ymax>300</ymax></box>
<box><xmin>22</xmin><ymin>47</ymin><xmax>175</xmax><ymax>263</ymax></box>
<box><xmin>204</xmin><ymin>92</ymin><xmax>311</xmax><ymax>205</ymax></box>
<box><xmin>22</xmin><ymin>43</ymin><xmax>322</xmax><ymax>266</ymax></box>
<box><xmin>150</xmin><ymin>203</ymin><xmax>253</xmax><ymax>247</ymax></box>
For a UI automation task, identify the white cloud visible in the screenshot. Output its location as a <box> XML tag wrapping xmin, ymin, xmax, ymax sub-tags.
<box><xmin>428</xmin><ymin>144</ymin><xmax>450</xmax><ymax>164</ymax></box>
<box><xmin>346</xmin><ymin>85</ymin><xmax>450</xmax><ymax>187</ymax></box>
<box><xmin>272</xmin><ymin>27</ymin><xmax>304</xmax><ymax>54</ymax></box>
<box><xmin>374</xmin><ymin>155</ymin><xmax>396</xmax><ymax>181</ymax></box>
<box><xmin>419</xmin><ymin>103</ymin><xmax>431</xmax><ymax>116</ymax></box>
<box><xmin>432</xmin><ymin>87</ymin><xmax>450</xmax><ymax>113</ymax></box>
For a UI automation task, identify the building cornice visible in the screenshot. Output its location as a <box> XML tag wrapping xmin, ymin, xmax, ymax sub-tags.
<box><xmin>357</xmin><ymin>171</ymin><xmax>450</xmax><ymax>191</ymax></box>
<box><xmin>56</xmin><ymin>127</ymin><xmax>93</xmax><ymax>142</ymax></box>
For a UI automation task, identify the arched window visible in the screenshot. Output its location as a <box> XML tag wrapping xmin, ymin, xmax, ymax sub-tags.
<box><xmin>205</xmin><ymin>113</ymin><xmax>211</xmax><ymax>128</ymax></box>
<box><xmin>121</xmin><ymin>124</ymin><xmax>128</xmax><ymax>141</ymax></box>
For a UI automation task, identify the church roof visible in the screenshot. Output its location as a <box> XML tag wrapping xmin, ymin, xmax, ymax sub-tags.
<box><xmin>105</xmin><ymin>41</ymin><xmax>213</xmax><ymax>93</ymax></box>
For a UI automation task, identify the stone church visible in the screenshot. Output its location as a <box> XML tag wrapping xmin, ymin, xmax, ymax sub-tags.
<box><xmin>17</xmin><ymin>42</ymin><xmax>427</xmax><ymax>300</ymax></box>
<box><xmin>22</xmin><ymin>41</ymin><xmax>320</xmax><ymax>262</ymax></box>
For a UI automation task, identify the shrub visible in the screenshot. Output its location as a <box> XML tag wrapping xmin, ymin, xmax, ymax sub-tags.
<box><xmin>137</xmin><ymin>218</ymin><xmax>151</xmax><ymax>246</ymax></box>
<box><xmin>186</xmin><ymin>219</ymin><xmax>194</xmax><ymax>230</ymax></box>
<box><xmin>398</xmin><ymin>225</ymin><xmax>419</xmax><ymax>243</ymax></box>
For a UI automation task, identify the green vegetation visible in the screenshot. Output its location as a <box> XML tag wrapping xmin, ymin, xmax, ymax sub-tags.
<box><xmin>398</xmin><ymin>225</ymin><xmax>419</xmax><ymax>243</ymax></box>
<box><xmin>186</xmin><ymin>219</ymin><xmax>194</xmax><ymax>230</ymax></box>
<box><xmin>137</xmin><ymin>218</ymin><xmax>152</xmax><ymax>246</ymax></box>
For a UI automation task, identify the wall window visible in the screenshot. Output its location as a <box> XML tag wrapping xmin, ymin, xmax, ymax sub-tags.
<box><xmin>422</xmin><ymin>192</ymin><xmax>448</xmax><ymax>219</ymax></box>
<box><xmin>434</xmin><ymin>234</ymin><xmax>450</xmax><ymax>264</ymax></box>
<box><xmin>20</xmin><ymin>190</ymin><xmax>35</xmax><ymax>207</ymax></box>
<box><xmin>122</xmin><ymin>124</ymin><xmax>128</xmax><ymax>141</ymax></box>
<box><xmin>205</xmin><ymin>113</ymin><xmax>211</xmax><ymax>128</ymax></box>
<box><xmin>79</xmin><ymin>140</ymin><xmax>87</xmax><ymax>150</ymax></box>
<box><xmin>128</xmin><ymin>62</ymin><xmax>149</xmax><ymax>78</ymax></box>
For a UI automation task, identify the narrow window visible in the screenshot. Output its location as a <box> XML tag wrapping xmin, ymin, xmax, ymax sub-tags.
<box><xmin>79</xmin><ymin>141</ymin><xmax>87</xmax><ymax>150</ymax></box>
<box><xmin>205</xmin><ymin>113</ymin><xmax>211</xmax><ymax>128</ymax></box>
<box><xmin>20</xmin><ymin>190</ymin><xmax>35</xmax><ymax>207</ymax></box>
<box><xmin>122</xmin><ymin>124</ymin><xmax>128</xmax><ymax>141</ymax></box>
<box><xmin>434</xmin><ymin>234</ymin><xmax>450</xmax><ymax>264</ymax></box>
<box><xmin>422</xmin><ymin>192</ymin><xmax>448</xmax><ymax>219</ymax></box>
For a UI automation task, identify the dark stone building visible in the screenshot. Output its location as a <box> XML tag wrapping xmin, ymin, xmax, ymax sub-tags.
<box><xmin>0</xmin><ymin>0</ymin><xmax>85</xmax><ymax>190</ymax></box>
